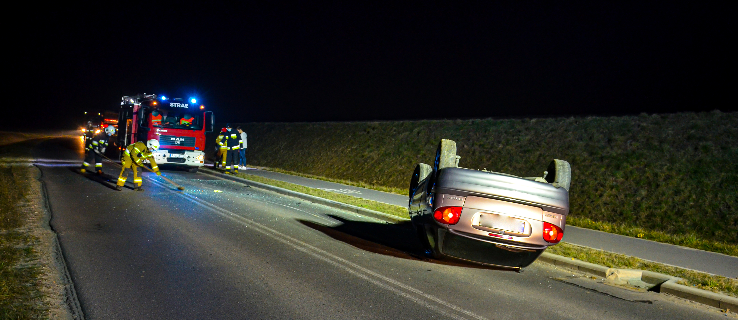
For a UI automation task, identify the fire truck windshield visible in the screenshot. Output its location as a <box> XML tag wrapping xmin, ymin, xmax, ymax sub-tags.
<box><xmin>151</xmin><ymin>111</ymin><xmax>202</xmax><ymax>130</ymax></box>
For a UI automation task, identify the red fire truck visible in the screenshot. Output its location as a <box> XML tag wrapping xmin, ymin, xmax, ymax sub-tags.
<box><xmin>117</xmin><ymin>93</ymin><xmax>214</xmax><ymax>172</ymax></box>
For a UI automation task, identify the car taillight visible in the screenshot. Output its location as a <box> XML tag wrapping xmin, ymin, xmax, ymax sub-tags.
<box><xmin>542</xmin><ymin>222</ymin><xmax>564</xmax><ymax>243</ymax></box>
<box><xmin>433</xmin><ymin>206</ymin><xmax>462</xmax><ymax>225</ymax></box>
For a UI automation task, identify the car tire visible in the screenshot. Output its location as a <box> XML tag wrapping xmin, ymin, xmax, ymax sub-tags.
<box><xmin>428</xmin><ymin>139</ymin><xmax>458</xmax><ymax>194</ymax></box>
<box><xmin>544</xmin><ymin>159</ymin><xmax>571</xmax><ymax>191</ymax></box>
<box><xmin>433</xmin><ymin>139</ymin><xmax>458</xmax><ymax>172</ymax></box>
<box><xmin>409</xmin><ymin>163</ymin><xmax>432</xmax><ymax>199</ymax></box>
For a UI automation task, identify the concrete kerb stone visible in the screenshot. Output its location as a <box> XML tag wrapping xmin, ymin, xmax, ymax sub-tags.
<box><xmin>538</xmin><ymin>252</ymin><xmax>610</xmax><ymax>278</ymax></box>
<box><xmin>661</xmin><ymin>281</ymin><xmax>738</xmax><ymax>312</ymax></box>
<box><xmin>200</xmin><ymin>167</ymin><xmax>737</xmax><ymax>312</ymax></box>
<box><xmin>199</xmin><ymin>168</ymin><xmax>408</xmax><ymax>224</ymax></box>
<box><xmin>539</xmin><ymin>252</ymin><xmax>737</xmax><ymax>312</ymax></box>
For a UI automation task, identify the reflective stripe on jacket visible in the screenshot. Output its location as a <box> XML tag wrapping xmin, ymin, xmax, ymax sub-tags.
<box><xmin>219</xmin><ymin>131</ymin><xmax>242</xmax><ymax>150</ymax></box>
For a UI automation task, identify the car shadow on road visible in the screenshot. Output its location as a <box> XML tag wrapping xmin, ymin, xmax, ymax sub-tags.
<box><xmin>297</xmin><ymin>215</ymin><xmax>511</xmax><ymax>271</ymax></box>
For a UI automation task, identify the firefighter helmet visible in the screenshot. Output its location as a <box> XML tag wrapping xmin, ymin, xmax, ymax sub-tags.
<box><xmin>147</xmin><ymin>139</ymin><xmax>160</xmax><ymax>151</ymax></box>
<box><xmin>105</xmin><ymin>125</ymin><xmax>116</xmax><ymax>136</ymax></box>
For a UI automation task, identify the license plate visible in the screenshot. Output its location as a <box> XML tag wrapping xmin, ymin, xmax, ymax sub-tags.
<box><xmin>168</xmin><ymin>153</ymin><xmax>185</xmax><ymax>158</ymax></box>
<box><xmin>478</xmin><ymin>213</ymin><xmax>528</xmax><ymax>234</ymax></box>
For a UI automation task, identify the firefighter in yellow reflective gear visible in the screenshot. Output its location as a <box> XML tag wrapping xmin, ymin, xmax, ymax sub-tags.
<box><xmin>218</xmin><ymin>123</ymin><xmax>241</xmax><ymax>174</ymax></box>
<box><xmin>116</xmin><ymin>139</ymin><xmax>161</xmax><ymax>191</ymax></box>
<box><xmin>80</xmin><ymin>121</ymin><xmax>99</xmax><ymax>173</ymax></box>
<box><xmin>214</xmin><ymin>127</ymin><xmax>227</xmax><ymax>169</ymax></box>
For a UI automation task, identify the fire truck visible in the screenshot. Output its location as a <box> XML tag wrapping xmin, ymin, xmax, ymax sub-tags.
<box><xmin>117</xmin><ymin>93</ymin><xmax>214</xmax><ymax>172</ymax></box>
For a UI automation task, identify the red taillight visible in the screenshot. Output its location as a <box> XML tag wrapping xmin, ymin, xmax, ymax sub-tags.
<box><xmin>542</xmin><ymin>222</ymin><xmax>564</xmax><ymax>243</ymax></box>
<box><xmin>433</xmin><ymin>206</ymin><xmax>462</xmax><ymax>225</ymax></box>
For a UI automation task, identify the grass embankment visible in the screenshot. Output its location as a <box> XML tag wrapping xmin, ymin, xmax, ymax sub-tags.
<box><xmin>0</xmin><ymin>135</ymin><xmax>45</xmax><ymax>318</ymax></box>
<box><xmin>223</xmin><ymin>111</ymin><xmax>737</xmax><ymax>256</ymax></box>
<box><xmin>230</xmin><ymin>171</ymin><xmax>738</xmax><ymax>297</ymax></box>
<box><xmin>0</xmin><ymin>132</ymin><xmax>69</xmax><ymax>319</ymax></box>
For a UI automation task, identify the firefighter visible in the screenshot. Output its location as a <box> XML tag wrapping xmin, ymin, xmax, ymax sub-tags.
<box><xmin>151</xmin><ymin>110</ymin><xmax>163</xmax><ymax>126</ymax></box>
<box><xmin>215</xmin><ymin>127</ymin><xmax>228</xmax><ymax>169</ymax></box>
<box><xmin>89</xmin><ymin>125</ymin><xmax>115</xmax><ymax>174</ymax></box>
<box><xmin>218</xmin><ymin>124</ymin><xmax>241</xmax><ymax>174</ymax></box>
<box><xmin>116</xmin><ymin>139</ymin><xmax>161</xmax><ymax>191</ymax></box>
<box><xmin>80</xmin><ymin>121</ymin><xmax>100</xmax><ymax>173</ymax></box>
<box><xmin>180</xmin><ymin>114</ymin><xmax>194</xmax><ymax>125</ymax></box>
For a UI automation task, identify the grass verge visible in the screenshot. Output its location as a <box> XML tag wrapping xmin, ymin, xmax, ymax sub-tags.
<box><xmin>0</xmin><ymin>164</ymin><xmax>45</xmax><ymax>318</ymax></box>
<box><xmin>229</xmin><ymin>169</ymin><xmax>736</xmax><ymax>297</ymax></box>
<box><xmin>547</xmin><ymin>242</ymin><xmax>738</xmax><ymax>297</ymax></box>
<box><xmin>234</xmin><ymin>171</ymin><xmax>409</xmax><ymax>219</ymax></box>
<box><xmin>263</xmin><ymin>166</ymin><xmax>407</xmax><ymax>196</ymax></box>
<box><xmin>567</xmin><ymin>216</ymin><xmax>737</xmax><ymax>256</ymax></box>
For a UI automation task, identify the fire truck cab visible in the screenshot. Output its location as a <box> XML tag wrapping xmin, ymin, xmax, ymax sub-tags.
<box><xmin>117</xmin><ymin>93</ymin><xmax>214</xmax><ymax>172</ymax></box>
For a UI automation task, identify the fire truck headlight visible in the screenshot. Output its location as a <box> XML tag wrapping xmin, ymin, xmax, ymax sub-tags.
<box><xmin>196</xmin><ymin>154</ymin><xmax>204</xmax><ymax>161</ymax></box>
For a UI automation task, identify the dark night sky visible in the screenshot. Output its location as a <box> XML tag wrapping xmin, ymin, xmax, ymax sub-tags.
<box><xmin>5</xmin><ymin>2</ymin><xmax>737</xmax><ymax>130</ymax></box>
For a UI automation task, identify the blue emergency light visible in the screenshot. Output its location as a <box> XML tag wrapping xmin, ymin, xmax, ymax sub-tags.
<box><xmin>160</xmin><ymin>95</ymin><xmax>168</xmax><ymax>101</ymax></box>
<box><xmin>190</xmin><ymin>98</ymin><xmax>197</xmax><ymax>104</ymax></box>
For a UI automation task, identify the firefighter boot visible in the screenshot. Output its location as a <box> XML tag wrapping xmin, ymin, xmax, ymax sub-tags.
<box><xmin>135</xmin><ymin>186</ymin><xmax>144</xmax><ymax>191</ymax></box>
<box><xmin>115</xmin><ymin>185</ymin><xmax>122</xmax><ymax>191</ymax></box>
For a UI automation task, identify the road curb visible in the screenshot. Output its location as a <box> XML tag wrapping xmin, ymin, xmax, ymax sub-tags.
<box><xmin>199</xmin><ymin>168</ymin><xmax>408</xmax><ymax>224</ymax></box>
<box><xmin>538</xmin><ymin>252</ymin><xmax>737</xmax><ymax>312</ymax></box>
<box><xmin>201</xmin><ymin>167</ymin><xmax>737</xmax><ymax>313</ymax></box>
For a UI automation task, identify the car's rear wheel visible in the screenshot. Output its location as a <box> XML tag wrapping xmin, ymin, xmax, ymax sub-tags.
<box><xmin>545</xmin><ymin>159</ymin><xmax>571</xmax><ymax>191</ymax></box>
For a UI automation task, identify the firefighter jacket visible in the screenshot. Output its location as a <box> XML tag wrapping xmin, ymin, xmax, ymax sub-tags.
<box><xmin>218</xmin><ymin>130</ymin><xmax>242</xmax><ymax>150</ymax></box>
<box><xmin>216</xmin><ymin>130</ymin><xmax>228</xmax><ymax>150</ymax></box>
<box><xmin>151</xmin><ymin>113</ymin><xmax>163</xmax><ymax>125</ymax></box>
<box><xmin>91</xmin><ymin>131</ymin><xmax>109</xmax><ymax>154</ymax></box>
<box><xmin>123</xmin><ymin>141</ymin><xmax>159</xmax><ymax>172</ymax></box>
<box><xmin>84</xmin><ymin>128</ymin><xmax>96</xmax><ymax>151</ymax></box>
<box><xmin>180</xmin><ymin>116</ymin><xmax>194</xmax><ymax>125</ymax></box>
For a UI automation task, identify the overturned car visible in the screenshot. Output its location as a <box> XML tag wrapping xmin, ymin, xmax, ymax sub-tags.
<box><xmin>408</xmin><ymin>139</ymin><xmax>571</xmax><ymax>271</ymax></box>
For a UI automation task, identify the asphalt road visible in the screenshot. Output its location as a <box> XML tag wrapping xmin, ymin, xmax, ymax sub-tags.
<box><xmin>240</xmin><ymin>167</ymin><xmax>738</xmax><ymax>279</ymax></box>
<box><xmin>34</xmin><ymin>137</ymin><xmax>732</xmax><ymax>319</ymax></box>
